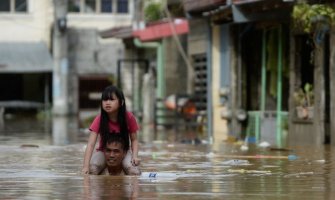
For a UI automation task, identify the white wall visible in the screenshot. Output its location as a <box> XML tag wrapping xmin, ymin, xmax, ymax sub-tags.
<box><xmin>0</xmin><ymin>0</ymin><xmax>134</xmax><ymax>44</ymax></box>
<box><xmin>68</xmin><ymin>14</ymin><xmax>132</xmax><ymax>30</ymax></box>
<box><xmin>0</xmin><ymin>0</ymin><xmax>53</xmax><ymax>44</ymax></box>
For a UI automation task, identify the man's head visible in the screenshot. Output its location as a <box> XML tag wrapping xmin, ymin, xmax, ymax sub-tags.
<box><xmin>104</xmin><ymin>134</ymin><xmax>128</xmax><ymax>168</ymax></box>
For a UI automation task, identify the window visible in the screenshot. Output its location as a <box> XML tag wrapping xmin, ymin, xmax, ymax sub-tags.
<box><xmin>68</xmin><ymin>0</ymin><xmax>80</xmax><ymax>13</ymax></box>
<box><xmin>0</xmin><ymin>0</ymin><xmax>10</xmax><ymax>12</ymax></box>
<box><xmin>117</xmin><ymin>0</ymin><xmax>128</xmax><ymax>13</ymax></box>
<box><xmin>68</xmin><ymin>0</ymin><xmax>128</xmax><ymax>14</ymax></box>
<box><xmin>15</xmin><ymin>0</ymin><xmax>27</xmax><ymax>12</ymax></box>
<box><xmin>101</xmin><ymin>0</ymin><xmax>112</xmax><ymax>13</ymax></box>
<box><xmin>0</xmin><ymin>0</ymin><xmax>27</xmax><ymax>13</ymax></box>
<box><xmin>84</xmin><ymin>0</ymin><xmax>96</xmax><ymax>13</ymax></box>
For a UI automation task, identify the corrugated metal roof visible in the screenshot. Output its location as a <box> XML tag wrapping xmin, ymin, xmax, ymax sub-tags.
<box><xmin>0</xmin><ymin>42</ymin><xmax>53</xmax><ymax>73</ymax></box>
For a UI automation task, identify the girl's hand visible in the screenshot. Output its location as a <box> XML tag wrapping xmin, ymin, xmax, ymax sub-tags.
<box><xmin>82</xmin><ymin>167</ymin><xmax>90</xmax><ymax>175</ymax></box>
<box><xmin>131</xmin><ymin>157</ymin><xmax>141</xmax><ymax>166</ymax></box>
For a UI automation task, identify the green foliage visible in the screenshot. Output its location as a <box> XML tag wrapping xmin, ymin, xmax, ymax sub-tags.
<box><xmin>144</xmin><ymin>1</ymin><xmax>163</xmax><ymax>22</ymax></box>
<box><xmin>293</xmin><ymin>83</ymin><xmax>314</xmax><ymax>107</ymax></box>
<box><xmin>292</xmin><ymin>3</ymin><xmax>335</xmax><ymax>33</ymax></box>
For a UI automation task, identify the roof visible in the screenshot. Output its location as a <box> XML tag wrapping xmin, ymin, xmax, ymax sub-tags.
<box><xmin>0</xmin><ymin>42</ymin><xmax>53</xmax><ymax>73</ymax></box>
<box><xmin>183</xmin><ymin>0</ymin><xmax>227</xmax><ymax>14</ymax></box>
<box><xmin>200</xmin><ymin>0</ymin><xmax>294</xmax><ymax>23</ymax></box>
<box><xmin>133</xmin><ymin>18</ymin><xmax>189</xmax><ymax>42</ymax></box>
<box><xmin>100</xmin><ymin>19</ymin><xmax>189</xmax><ymax>42</ymax></box>
<box><xmin>99</xmin><ymin>26</ymin><xmax>133</xmax><ymax>39</ymax></box>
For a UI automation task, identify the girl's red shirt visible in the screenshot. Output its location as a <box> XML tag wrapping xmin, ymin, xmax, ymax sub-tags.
<box><xmin>89</xmin><ymin>111</ymin><xmax>139</xmax><ymax>151</ymax></box>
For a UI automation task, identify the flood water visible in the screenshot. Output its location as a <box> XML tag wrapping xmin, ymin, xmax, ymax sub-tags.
<box><xmin>1</xmin><ymin>116</ymin><xmax>335</xmax><ymax>199</ymax></box>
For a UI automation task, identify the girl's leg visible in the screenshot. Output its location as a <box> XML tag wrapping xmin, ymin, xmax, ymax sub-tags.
<box><xmin>89</xmin><ymin>151</ymin><xmax>106</xmax><ymax>175</ymax></box>
<box><xmin>122</xmin><ymin>150</ymin><xmax>141</xmax><ymax>175</ymax></box>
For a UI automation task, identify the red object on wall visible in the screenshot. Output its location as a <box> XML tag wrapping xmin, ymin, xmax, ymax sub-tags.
<box><xmin>133</xmin><ymin>18</ymin><xmax>189</xmax><ymax>42</ymax></box>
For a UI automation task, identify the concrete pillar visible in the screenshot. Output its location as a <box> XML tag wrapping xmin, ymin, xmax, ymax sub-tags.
<box><xmin>212</xmin><ymin>26</ymin><xmax>228</xmax><ymax>143</ymax></box>
<box><xmin>52</xmin><ymin>0</ymin><xmax>69</xmax><ymax>116</ymax></box>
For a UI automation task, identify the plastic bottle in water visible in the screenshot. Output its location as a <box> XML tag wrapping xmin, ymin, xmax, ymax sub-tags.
<box><xmin>141</xmin><ymin>172</ymin><xmax>178</xmax><ymax>179</ymax></box>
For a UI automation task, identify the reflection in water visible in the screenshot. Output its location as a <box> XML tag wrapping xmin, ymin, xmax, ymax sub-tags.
<box><xmin>52</xmin><ymin>116</ymin><xmax>78</xmax><ymax>145</ymax></box>
<box><xmin>0</xmin><ymin>107</ymin><xmax>4</xmax><ymax>131</ymax></box>
<box><xmin>0</xmin><ymin>114</ymin><xmax>80</xmax><ymax>146</ymax></box>
<box><xmin>83</xmin><ymin>175</ymin><xmax>139</xmax><ymax>199</ymax></box>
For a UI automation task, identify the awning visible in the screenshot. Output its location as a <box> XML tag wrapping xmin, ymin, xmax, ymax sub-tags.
<box><xmin>204</xmin><ymin>0</ymin><xmax>294</xmax><ymax>24</ymax></box>
<box><xmin>0</xmin><ymin>42</ymin><xmax>53</xmax><ymax>73</ymax></box>
<box><xmin>99</xmin><ymin>19</ymin><xmax>189</xmax><ymax>42</ymax></box>
<box><xmin>133</xmin><ymin>18</ymin><xmax>189</xmax><ymax>42</ymax></box>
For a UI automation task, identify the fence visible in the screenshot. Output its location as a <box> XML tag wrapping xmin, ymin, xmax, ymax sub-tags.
<box><xmin>246</xmin><ymin>111</ymin><xmax>288</xmax><ymax>146</ymax></box>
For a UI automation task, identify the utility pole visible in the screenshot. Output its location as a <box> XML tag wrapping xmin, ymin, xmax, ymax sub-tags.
<box><xmin>52</xmin><ymin>0</ymin><xmax>77</xmax><ymax>145</ymax></box>
<box><xmin>52</xmin><ymin>0</ymin><xmax>69</xmax><ymax>116</ymax></box>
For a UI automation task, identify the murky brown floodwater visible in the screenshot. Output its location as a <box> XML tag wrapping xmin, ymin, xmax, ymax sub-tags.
<box><xmin>0</xmin><ymin>116</ymin><xmax>335</xmax><ymax>199</ymax></box>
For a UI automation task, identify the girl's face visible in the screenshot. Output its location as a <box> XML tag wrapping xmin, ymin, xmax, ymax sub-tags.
<box><xmin>102</xmin><ymin>93</ymin><xmax>121</xmax><ymax>114</ymax></box>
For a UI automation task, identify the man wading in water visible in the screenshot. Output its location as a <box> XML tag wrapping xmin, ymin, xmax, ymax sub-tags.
<box><xmin>100</xmin><ymin>134</ymin><xmax>129</xmax><ymax>175</ymax></box>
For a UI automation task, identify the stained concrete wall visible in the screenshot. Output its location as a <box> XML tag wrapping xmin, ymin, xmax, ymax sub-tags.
<box><xmin>164</xmin><ymin>36</ymin><xmax>188</xmax><ymax>96</ymax></box>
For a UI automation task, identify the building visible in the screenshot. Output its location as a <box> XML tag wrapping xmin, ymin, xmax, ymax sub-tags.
<box><xmin>0</xmin><ymin>0</ymin><xmax>53</xmax><ymax>118</ymax></box>
<box><xmin>184</xmin><ymin>0</ymin><xmax>335</xmax><ymax>147</ymax></box>
<box><xmin>0</xmin><ymin>0</ymin><xmax>135</xmax><ymax>128</ymax></box>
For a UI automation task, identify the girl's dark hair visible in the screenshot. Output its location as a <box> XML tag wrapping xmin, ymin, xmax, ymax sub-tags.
<box><xmin>99</xmin><ymin>85</ymin><xmax>129</xmax><ymax>150</ymax></box>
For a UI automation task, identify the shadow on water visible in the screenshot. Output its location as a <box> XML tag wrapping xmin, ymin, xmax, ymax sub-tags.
<box><xmin>0</xmin><ymin>115</ymin><xmax>335</xmax><ymax>199</ymax></box>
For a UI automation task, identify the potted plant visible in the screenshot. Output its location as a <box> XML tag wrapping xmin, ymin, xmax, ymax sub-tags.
<box><xmin>292</xmin><ymin>3</ymin><xmax>335</xmax><ymax>34</ymax></box>
<box><xmin>293</xmin><ymin>83</ymin><xmax>314</xmax><ymax>119</ymax></box>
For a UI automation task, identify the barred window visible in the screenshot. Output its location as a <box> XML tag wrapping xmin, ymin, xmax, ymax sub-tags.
<box><xmin>117</xmin><ymin>0</ymin><xmax>128</xmax><ymax>13</ymax></box>
<box><xmin>101</xmin><ymin>0</ymin><xmax>112</xmax><ymax>13</ymax></box>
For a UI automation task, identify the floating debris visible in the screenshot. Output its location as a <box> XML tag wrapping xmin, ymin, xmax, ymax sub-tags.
<box><xmin>240</xmin><ymin>144</ymin><xmax>249</xmax><ymax>151</ymax></box>
<box><xmin>258</xmin><ymin>141</ymin><xmax>271</xmax><ymax>148</ymax></box>
<box><xmin>221</xmin><ymin>159</ymin><xmax>250</xmax><ymax>166</ymax></box>
<box><xmin>228</xmin><ymin>169</ymin><xmax>271</xmax><ymax>174</ymax></box>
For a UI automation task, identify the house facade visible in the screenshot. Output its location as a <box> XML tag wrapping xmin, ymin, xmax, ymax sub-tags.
<box><xmin>0</xmin><ymin>0</ymin><xmax>135</xmax><ymax>128</ymax></box>
<box><xmin>183</xmin><ymin>0</ymin><xmax>335</xmax><ymax>147</ymax></box>
<box><xmin>0</xmin><ymin>0</ymin><xmax>53</xmax><ymax>117</ymax></box>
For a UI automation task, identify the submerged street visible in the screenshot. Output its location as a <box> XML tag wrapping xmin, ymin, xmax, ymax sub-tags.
<box><xmin>0</xmin><ymin>117</ymin><xmax>334</xmax><ymax>199</ymax></box>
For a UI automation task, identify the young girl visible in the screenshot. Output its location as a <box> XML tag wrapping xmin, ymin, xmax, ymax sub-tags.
<box><xmin>82</xmin><ymin>85</ymin><xmax>141</xmax><ymax>175</ymax></box>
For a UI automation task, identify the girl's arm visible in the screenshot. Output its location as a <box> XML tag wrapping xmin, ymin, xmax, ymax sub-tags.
<box><xmin>82</xmin><ymin>132</ymin><xmax>98</xmax><ymax>174</ymax></box>
<box><xmin>130</xmin><ymin>132</ymin><xmax>140</xmax><ymax>166</ymax></box>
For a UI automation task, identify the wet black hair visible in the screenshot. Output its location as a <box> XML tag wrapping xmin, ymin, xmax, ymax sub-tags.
<box><xmin>99</xmin><ymin>85</ymin><xmax>130</xmax><ymax>151</ymax></box>
<box><xmin>103</xmin><ymin>133</ymin><xmax>129</xmax><ymax>151</ymax></box>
